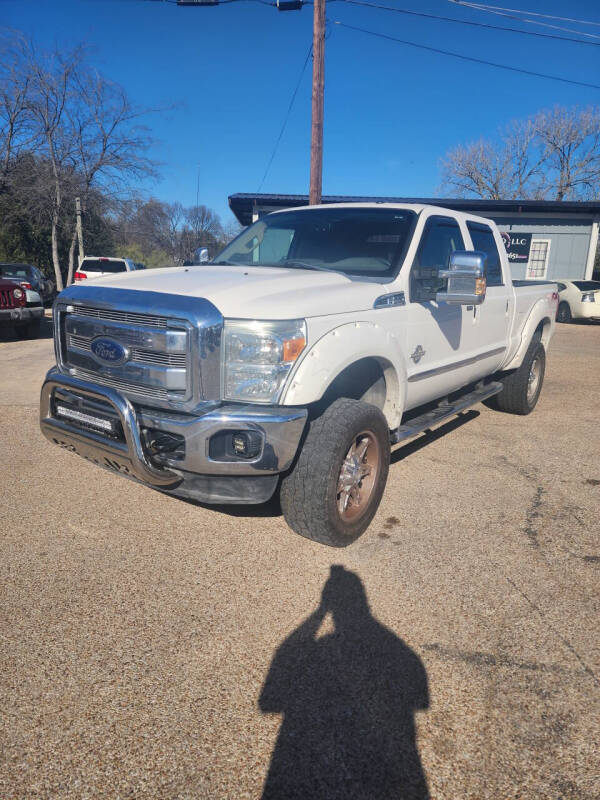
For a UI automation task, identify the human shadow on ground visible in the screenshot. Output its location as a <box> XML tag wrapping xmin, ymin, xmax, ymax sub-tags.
<box><xmin>259</xmin><ymin>566</ymin><xmax>430</xmax><ymax>799</ymax></box>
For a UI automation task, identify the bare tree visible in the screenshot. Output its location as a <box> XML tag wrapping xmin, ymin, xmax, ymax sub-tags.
<box><xmin>0</xmin><ymin>32</ymin><xmax>38</xmax><ymax>186</ymax></box>
<box><xmin>64</xmin><ymin>71</ymin><xmax>157</xmax><ymax>283</ymax></box>
<box><xmin>26</xmin><ymin>43</ymin><xmax>84</xmax><ymax>291</ymax></box>
<box><xmin>440</xmin><ymin>106</ymin><xmax>600</xmax><ymax>201</ymax></box>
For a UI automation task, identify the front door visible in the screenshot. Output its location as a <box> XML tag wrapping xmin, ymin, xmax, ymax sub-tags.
<box><xmin>404</xmin><ymin>214</ymin><xmax>476</xmax><ymax>410</ymax></box>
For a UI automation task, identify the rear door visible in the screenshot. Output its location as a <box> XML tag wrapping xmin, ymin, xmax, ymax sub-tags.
<box><xmin>464</xmin><ymin>221</ymin><xmax>512</xmax><ymax>374</ymax></box>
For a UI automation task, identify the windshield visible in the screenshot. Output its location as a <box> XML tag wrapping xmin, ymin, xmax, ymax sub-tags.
<box><xmin>214</xmin><ymin>207</ymin><xmax>417</xmax><ymax>277</ymax></box>
<box><xmin>0</xmin><ymin>265</ymin><xmax>31</xmax><ymax>280</ymax></box>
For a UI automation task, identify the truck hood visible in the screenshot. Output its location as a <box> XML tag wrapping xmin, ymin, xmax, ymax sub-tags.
<box><xmin>83</xmin><ymin>265</ymin><xmax>384</xmax><ymax>319</ymax></box>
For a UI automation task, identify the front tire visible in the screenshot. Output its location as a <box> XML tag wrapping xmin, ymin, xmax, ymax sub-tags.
<box><xmin>280</xmin><ymin>398</ymin><xmax>390</xmax><ymax>546</ymax></box>
<box><xmin>494</xmin><ymin>340</ymin><xmax>546</xmax><ymax>415</ymax></box>
<box><xmin>557</xmin><ymin>302</ymin><xmax>571</xmax><ymax>323</ymax></box>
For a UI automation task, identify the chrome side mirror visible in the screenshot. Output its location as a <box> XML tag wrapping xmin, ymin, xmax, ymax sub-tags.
<box><xmin>436</xmin><ymin>250</ymin><xmax>487</xmax><ymax>305</ymax></box>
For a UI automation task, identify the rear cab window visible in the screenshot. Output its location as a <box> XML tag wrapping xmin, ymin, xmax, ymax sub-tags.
<box><xmin>81</xmin><ymin>259</ymin><xmax>128</xmax><ymax>274</ymax></box>
<box><xmin>466</xmin><ymin>222</ymin><xmax>504</xmax><ymax>287</ymax></box>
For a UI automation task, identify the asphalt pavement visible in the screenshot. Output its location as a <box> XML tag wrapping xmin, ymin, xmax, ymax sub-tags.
<box><xmin>1</xmin><ymin>318</ymin><xmax>598</xmax><ymax>799</ymax></box>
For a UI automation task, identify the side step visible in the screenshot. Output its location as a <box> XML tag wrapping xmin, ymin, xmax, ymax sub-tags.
<box><xmin>390</xmin><ymin>381</ymin><xmax>503</xmax><ymax>445</ymax></box>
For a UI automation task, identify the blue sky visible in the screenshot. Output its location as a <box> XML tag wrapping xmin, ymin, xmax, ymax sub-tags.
<box><xmin>3</xmin><ymin>0</ymin><xmax>598</xmax><ymax>223</ymax></box>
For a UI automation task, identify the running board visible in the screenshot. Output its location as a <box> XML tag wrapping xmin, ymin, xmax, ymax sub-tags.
<box><xmin>390</xmin><ymin>381</ymin><xmax>503</xmax><ymax>445</ymax></box>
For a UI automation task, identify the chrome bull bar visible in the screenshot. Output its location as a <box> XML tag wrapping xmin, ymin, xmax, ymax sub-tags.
<box><xmin>40</xmin><ymin>368</ymin><xmax>181</xmax><ymax>489</ymax></box>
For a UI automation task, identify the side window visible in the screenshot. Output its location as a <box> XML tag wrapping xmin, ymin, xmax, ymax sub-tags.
<box><xmin>410</xmin><ymin>216</ymin><xmax>465</xmax><ymax>302</ymax></box>
<box><xmin>467</xmin><ymin>222</ymin><xmax>504</xmax><ymax>287</ymax></box>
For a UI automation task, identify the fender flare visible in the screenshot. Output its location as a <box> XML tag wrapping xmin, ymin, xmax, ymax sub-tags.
<box><xmin>281</xmin><ymin>321</ymin><xmax>407</xmax><ymax>428</ymax></box>
<box><xmin>503</xmin><ymin>298</ymin><xmax>553</xmax><ymax>371</ymax></box>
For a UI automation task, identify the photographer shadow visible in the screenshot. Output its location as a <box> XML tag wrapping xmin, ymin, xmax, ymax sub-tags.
<box><xmin>259</xmin><ymin>566</ymin><xmax>430</xmax><ymax>799</ymax></box>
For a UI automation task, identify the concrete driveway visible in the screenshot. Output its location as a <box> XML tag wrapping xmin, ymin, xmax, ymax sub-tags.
<box><xmin>1</xmin><ymin>319</ymin><xmax>598</xmax><ymax>799</ymax></box>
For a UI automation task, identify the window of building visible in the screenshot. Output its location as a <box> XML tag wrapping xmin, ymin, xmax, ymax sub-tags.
<box><xmin>466</xmin><ymin>222</ymin><xmax>504</xmax><ymax>286</ymax></box>
<box><xmin>410</xmin><ymin>216</ymin><xmax>465</xmax><ymax>302</ymax></box>
<box><xmin>526</xmin><ymin>240</ymin><xmax>551</xmax><ymax>279</ymax></box>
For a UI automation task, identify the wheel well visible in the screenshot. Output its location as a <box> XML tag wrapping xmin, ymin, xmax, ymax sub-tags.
<box><xmin>534</xmin><ymin>317</ymin><xmax>552</xmax><ymax>347</ymax></box>
<box><xmin>315</xmin><ymin>357</ymin><xmax>398</xmax><ymax>425</ymax></box>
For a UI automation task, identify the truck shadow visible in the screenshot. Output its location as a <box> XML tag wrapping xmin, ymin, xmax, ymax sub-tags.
<box><xmin>390</xmin><ymin>410</ymin><xmax>479</xmax><ymax>464</ymax></box>
<box><xmin>258</xmin><ymin>565</ymin><xmax>430</xmax><ymax>799</ymax></box>
<box><xmin>182</xmin><ymin>411</ymin><xmax>480</xmax><ymax>519</ymax></box>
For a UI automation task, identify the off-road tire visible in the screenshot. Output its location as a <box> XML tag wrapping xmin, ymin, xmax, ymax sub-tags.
<box><xmin>493</xmin><ymin>340</ymin><xmax>546</xmax><ymax>415</ymax></box>
<box><xmin>280</xmin><ymin>398</ymin><xmax>390</xmax><ymax>547</ymax></box>
<box><xmin>14</xmin><ymin>319</ymin><xmax>41</xmax><ymax>339</ymax></box>
<box><xmin>557</xmin><ymin>302</ymin><xmax>571</xmax><ymax>323</ymax></box>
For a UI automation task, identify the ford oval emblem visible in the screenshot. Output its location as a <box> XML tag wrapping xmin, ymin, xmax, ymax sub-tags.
<box><xmin>90</xmin><ymin>337</ymin><xmax>129</xmax><ymax>366</ymax></box>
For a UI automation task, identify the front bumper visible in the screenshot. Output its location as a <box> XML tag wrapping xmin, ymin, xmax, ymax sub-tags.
<box><xmin>40</xmin><ymin>368</ymin><xmax>307</xmax><ymax>504</ymax></box>
<box><xmin>0</xmin><ymin>306</ymin><xmax>44</xmax><ymax>325</ymax></box>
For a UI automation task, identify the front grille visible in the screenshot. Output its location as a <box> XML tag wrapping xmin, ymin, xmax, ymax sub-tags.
<box><xmin>61</xmin><ymin>305</ymin><xmax>192</xmax><ymax>406</ymax></box>
<box><xmin>69</xmin><ymin>304</ymin><xmax>168</xmax><ymax>328</ymax></box>
<box><xmin>0</xmin><ymin>289</ymin><xmax>16</xmax><ymax>309</ymax></box>
<box><xmin>74</xmin><ymin>369</ymin><xmax>170</xmax><ymax>401</ymax></box>
<box><xmin>55</xmin><ymin>287</ymin><xmax>223</xmax><ymax>412</ymax></box>
<box><xmin>68</xmin><ymin>334</ymin><xmax>188</xmax><ymax>367</ymax></box>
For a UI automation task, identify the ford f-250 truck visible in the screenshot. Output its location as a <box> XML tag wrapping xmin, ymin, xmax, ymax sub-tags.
<box><xmin>40</xmin><ymin>203</ymin><xmax>558</xmax><ymax>546</ymax></box>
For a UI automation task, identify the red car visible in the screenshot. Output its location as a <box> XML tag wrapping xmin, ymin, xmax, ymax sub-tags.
<box><xmin>0</xmin><ymin>277</ymin><xmax>44</xmax><ymax>338</ymax></box>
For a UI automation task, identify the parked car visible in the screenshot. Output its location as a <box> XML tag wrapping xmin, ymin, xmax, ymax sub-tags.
<box><xmin>555</xmin><ymin>279</ymin><xmax>600</xmax><ymax>323</ymax></box>
<box><xmin>41</xmin><ymin>203</ymin><xmax>558</xmax><ymax>546</ymax></box>
<box><xmin>74</xmin><ymin>257</ymin><xmax>137</xmax><ymax>282</ymax></box>
<box><xmin>0</xmin><ymin>263</ymin><xmax>55</xmax><ymax>306</ymax></box>
<box><xmin>0</xmin><ymin>277</ymin><xmax>44</xmax><ymax>338</ymax></box>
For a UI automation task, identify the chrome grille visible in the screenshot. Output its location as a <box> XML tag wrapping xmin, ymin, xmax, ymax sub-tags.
<box><xmin>61</xmin><ymin>307</ymin><xmax>191</xmax><ymax>404</ymax></box>
<box><xmin>68</xmin><ymin>304</ymin><xmax>168</xmax><ymax>328</ymax></box>
<box><xmin>74</xmin><ymin>369</ymin><xmax>170</xmax><ymax>401</ymax></box>
<box><xmin>68</xmin><ymin>333</ymin><xmax>188</xmax><ymax>367</ymax></box>
<box><xmin>54</xmin><ymin>286</ymin><xmax>223</xmax><ymax>412</ymax></box>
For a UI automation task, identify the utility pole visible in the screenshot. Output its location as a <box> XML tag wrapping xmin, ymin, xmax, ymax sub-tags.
<box><xmin>75</xmin><ymin>196</ymin><xmax>84</xmax><ymax>267</ymax></box>
<box><xmin>309</xmin><ymin>0</ymin><xmax>325</xmax><ymax>205</ymax></box>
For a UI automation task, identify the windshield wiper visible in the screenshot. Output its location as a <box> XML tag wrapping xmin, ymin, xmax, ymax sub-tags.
<box><xmin>279</xmin><ymin>260</ymin><xmax>336</xmax><ymax>273</ymax></box>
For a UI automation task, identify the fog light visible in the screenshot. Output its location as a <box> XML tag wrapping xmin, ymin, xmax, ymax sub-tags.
<box><xmin>231</xmin><ymin>431</ymin><xmax>262</xmax><ymax>459</ymax></box>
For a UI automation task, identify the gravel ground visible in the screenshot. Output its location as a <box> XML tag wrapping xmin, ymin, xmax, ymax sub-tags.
<box><xmin>0</xmin><ymin>319</ymin><xmax>598</xmax><ymax>799</ymax></box>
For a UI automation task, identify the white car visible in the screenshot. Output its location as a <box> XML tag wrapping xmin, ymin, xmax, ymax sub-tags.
<box><xmin>555</xmin><ymin>280</ymin><xmax>600</xmax><ymax>323</ymax></box>
<box><xmin>42</xmin><ymin>203</ymin><xmax>558</xmax><ymax>546</ymax></box>
<box><xmin>75</xmin><ymin>257</ymin><xmax>138</xmax><ymax>282</ymax></box>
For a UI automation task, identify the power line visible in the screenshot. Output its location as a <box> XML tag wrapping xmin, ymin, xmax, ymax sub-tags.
<box><xmin>257</xmin><ymin>43</ymin><xmax>313</xmax><ymax>192</ymax></box>
<box><xmin>449</xmin><ymin>1</ymin><xmax>600</xmax><ymax>28</ymax></box>
<box><xmin>333</xmin><ymin>21</ymin><xmax>600</xmax><ymax>90</ymax></box>
<box><xmin>339</xmin><ymin>0</ymin><xmax>599</xmax><ymax>47</ymax></box>
<box><xmin>450</xmin><ymin>1</ymin><xmax>600</xmax><ymax>40</ymax></box>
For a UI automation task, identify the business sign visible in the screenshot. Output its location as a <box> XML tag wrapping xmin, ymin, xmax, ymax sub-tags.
<box><xmin>500</xmin><ymin>231</ymin><xmax>532</xmax><ymax>263</ymax></box>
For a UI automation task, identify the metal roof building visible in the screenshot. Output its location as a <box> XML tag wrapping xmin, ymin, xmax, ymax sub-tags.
<box><xmin>229</xmin><ymin>194</ymin><xmax>600</xmax><ymax>281</ymax></box>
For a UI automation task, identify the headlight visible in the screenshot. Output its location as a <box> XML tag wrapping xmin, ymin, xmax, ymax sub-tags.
<box><xmin>223</xmin><ymin>319</ymin><xmax>306</xmax><ymax>403</ymax></box>
<box><xmin>581</xmin><ymin>292</ymin><xmax>596</xmax><ymax>303</ymax></box>
<box><xmin>12</xmin><ymin>287</ymin><xmax>24</xmax><ymax>300</ymax></box>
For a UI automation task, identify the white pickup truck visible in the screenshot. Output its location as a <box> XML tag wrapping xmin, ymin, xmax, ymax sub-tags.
<box><xmin>40</xmin><ymin>203</ymin><xmax>558</xmax><ymax>546</ymax></box>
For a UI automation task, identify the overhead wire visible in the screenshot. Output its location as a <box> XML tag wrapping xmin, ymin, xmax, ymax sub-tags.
<box><xmin>332</xmin><ymin>21</ymin><xmax>600</xmax><ymax>90</ymax></box>
<box><xmin>449</xmin><ymin>1</ymin><xmax>600</xmax><ymax>40</ymax></box>
<box><xmin>257</xmin><ymin>43</ymin><xmax>313</xmax><ymax>192</ymax></box>
<box><xmin>448</xmin><ymin>1</ymin><xmax>600</xmax><ymax>28</ymax></box>
<box><xmin>339</xmin><ymin>0</ymin><xmax>599</xmax><ymax>47</ymax></box>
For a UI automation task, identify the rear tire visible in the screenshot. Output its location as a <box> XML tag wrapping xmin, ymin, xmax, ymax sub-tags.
<box><xmin>280</xmin><ymin>398</ymin><xmax>390</xmax><ymax>547</ymax></box>
<box><xmin>494</xmin><ymin>340</ymin><xmax>546</xmax><ymax>415</ymax></box>
<box><xmin>557</xmin><ymin>302</ymin><xmax>571</xmax><ymax>323</ymax></box>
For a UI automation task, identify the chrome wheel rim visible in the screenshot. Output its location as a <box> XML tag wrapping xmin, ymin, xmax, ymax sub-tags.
<box><xmin>527</xmin><ymin>357</ymin><xmax>541</xmax><ymax>405</ymax></box>
<box><xmin>336</xmin><ymin>431</ymin><xmax>380</xmax><ymax>525</ymax></box>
